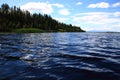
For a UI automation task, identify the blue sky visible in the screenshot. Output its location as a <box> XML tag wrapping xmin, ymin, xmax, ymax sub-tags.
<box><xmin>0</xmin><ymin>0</ymin><xmax>120</xmax><ymax>31</ymax></box>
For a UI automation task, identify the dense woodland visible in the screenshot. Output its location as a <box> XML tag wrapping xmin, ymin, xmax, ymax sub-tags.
<box><xmin>0</xmin><ymin>3</ymin><xmax>85</xmax><ymax>32</ymax></box>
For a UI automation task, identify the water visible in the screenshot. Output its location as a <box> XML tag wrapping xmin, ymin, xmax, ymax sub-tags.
<box><xmin>0</xmin><ymin>32</ymin><xmax>120</xmax><ymax>80</ymax></box>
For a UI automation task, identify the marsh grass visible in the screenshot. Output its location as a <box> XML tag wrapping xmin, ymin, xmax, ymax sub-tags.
<box><xmin>14</xmin><ymin>28</ymin><xmax>45</xmax><ymax>33</ymax></box>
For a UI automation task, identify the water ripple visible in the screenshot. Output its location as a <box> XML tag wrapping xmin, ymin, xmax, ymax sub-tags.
<box><xmin>0</xmin><ymin>33</ymin><xmax>120</xmax><ymax>80</ymax></box>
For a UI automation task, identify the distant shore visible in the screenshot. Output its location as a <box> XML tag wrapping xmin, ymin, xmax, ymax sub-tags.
<box><xmin>0</xmin><ymin>28</ymin><xmax>85</xmax><ymax>33</ymax></box>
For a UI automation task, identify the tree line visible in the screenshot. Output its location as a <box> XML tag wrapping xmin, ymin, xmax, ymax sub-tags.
<box><xmin>0</xmin><ymin>3</ymin><xmax>85</xmax><ymax>32</ymax></box>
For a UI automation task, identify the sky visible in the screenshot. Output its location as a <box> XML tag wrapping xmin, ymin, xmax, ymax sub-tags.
<box><xmin>0</xmin><ymin>0</ymin><xmax>120</xmax><ymax>32</ymax></box>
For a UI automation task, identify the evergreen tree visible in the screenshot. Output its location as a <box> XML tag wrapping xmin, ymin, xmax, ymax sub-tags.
<box><xmin>0</xmin><ymin>3</ymin><xmax>85</xmax><ymax>32</ymax></box>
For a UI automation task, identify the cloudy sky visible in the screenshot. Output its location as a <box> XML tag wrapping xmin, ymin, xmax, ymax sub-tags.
<box><xmin>0</xmin><ymin>0</ymin><xmax>120</xmax><ymax>31</ymax></box>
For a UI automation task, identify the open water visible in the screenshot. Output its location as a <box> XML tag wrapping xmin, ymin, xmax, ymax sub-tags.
<box><xmin>0</xmin><ymin>32</ymin><xmax>120</xmax><ymax>80</ymax></box>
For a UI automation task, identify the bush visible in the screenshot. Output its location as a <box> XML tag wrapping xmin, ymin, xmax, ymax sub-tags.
<box><xmin>14</xmin><ymin>28</ymin><xmax>45</xmax><ymax>33</ymax></box>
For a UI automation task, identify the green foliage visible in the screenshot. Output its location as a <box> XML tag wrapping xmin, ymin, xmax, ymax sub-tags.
<box><xmin>58</xmin><ymin>29</ymin><xmax>66</xmax><ymax>32</ymax></box>
<box><xmin>14</xmin><ymin>28</ymin><xmax>44</xmax><ymax>33</ymax></box>
<box><xmin>0</xmin><ymin>3</ymin><xmax>85</xmax><ymax>32</ymax></box>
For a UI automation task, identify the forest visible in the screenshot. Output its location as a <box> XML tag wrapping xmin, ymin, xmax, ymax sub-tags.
<box><xmin>0</xmin><ymin>3</ymin><xmax>85</xmax><ymax>32</ymax></box>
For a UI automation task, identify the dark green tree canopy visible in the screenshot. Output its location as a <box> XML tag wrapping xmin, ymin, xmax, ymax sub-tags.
<box><xmin>0</xmin><ymin>3</ymin><xmax>85</xmax><ymax>32</ymax></box>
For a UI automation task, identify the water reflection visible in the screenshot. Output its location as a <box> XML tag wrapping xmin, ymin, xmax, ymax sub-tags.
<box><xmin>0</xmin><ymin>33</ymin><xmax>120</xmax><ymax>80</ymax></box>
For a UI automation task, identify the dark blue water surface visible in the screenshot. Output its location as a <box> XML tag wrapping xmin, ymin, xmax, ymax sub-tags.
<box><xmin>0</xmin><ymin>32</ymin><xmax>120</xmax><ymax>80</ymax></box>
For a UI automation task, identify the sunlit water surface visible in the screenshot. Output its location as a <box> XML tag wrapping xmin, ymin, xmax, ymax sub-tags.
<box><xmin>0</xmin><ymin>32</ymin><xmax>120</xmax><ymax>80</ymax></box>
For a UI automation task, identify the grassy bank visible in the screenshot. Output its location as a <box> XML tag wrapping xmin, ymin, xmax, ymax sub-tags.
<box><xmin>14</xmin><ymin>28</ymin><xmax>45</xmax><ymax>33</ymax></box>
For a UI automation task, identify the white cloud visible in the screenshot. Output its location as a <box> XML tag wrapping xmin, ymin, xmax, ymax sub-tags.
<box><xmin>52</xmin><ymin>3</ymin><xmax>64</xmax><ymax>8</ymax></box>
<box><xmin>88</xmin><ymin>2</ymin><xmax>110</xmax><ymax>8</ymax></box>
<box><xmin>54</xmin><ymin>17</ymin><xmax>69</xmax><ymax>22</ymax></box>
<box><xmin>76</xmin><ymin>2</ymin><xmax>82</xmax><ymax>5</ymax></box>
<box><xmin>72</xmin><ymin>12</ymin><xmax>120</xmax><ymax>31</ymax></box>
<box><xmin>20</xmin><ymin>2</ymin><xmax>53</xmax><ymax>14</ymax></box>
<box><xmin>112</xmin><ymin>2</ymin><xmax>120</xmax><ymax>7</ymax></box>
<box><xmin>59</xmin><ymin>9</ymin><xmax>70</xmax><ymax>15</ymax></box>
<box><xmin>72</xmin><ymin>12</ymin><xmax>110</xmax><ymax>23</ymax></box>
<box><xmin>111</xmin><ymin>24</ymin><xmax>120</xmax><ymax>30</ymax></box>
<box><xmin>114</xmin><ymin>12</ymin><xmax>120</xmax><ymax>17</ymax></box>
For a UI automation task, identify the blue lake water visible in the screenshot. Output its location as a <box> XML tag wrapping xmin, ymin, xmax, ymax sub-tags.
<box><xmin>0</xmin><ymin>32</ymin><xmax>120</xmax><ymax>80</ymax></box>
